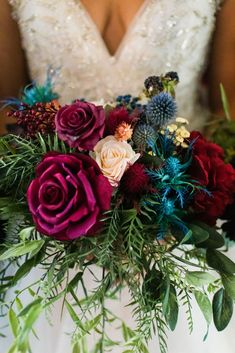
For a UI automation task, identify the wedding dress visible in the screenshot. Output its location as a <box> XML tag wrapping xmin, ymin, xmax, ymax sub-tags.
<box><xmin>3</xmin><ymin>0</ymin><xmax>235</xmax><ymax>353</ymax></box>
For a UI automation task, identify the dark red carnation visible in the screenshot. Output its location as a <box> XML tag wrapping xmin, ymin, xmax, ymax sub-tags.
<box><xmin>106</xmin><ymin>107</ymin><xmax>138</xmax><ymax>135</ymax></box>
<box><xmin>27</xmin><ymin>153</ymin><xmax>112</xmax><ymax>241</ymax></box>
<box><xmin>189</xmin><ymin>131</ymin><xmax>235</xmax><ymax>225</ymax></box>
<box><xmin>55</xmin><ymin>101</ymin><xmax>105</xmax><ymax>151</ymax></box>
<box><xmin>120</xmin><ymin>163</ymin><xmax>150</xmax><ymax>198</ymax></box>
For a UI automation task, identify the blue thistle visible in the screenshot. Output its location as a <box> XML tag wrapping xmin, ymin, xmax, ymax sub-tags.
<box><xmin>161</xmin><ymin>198</ymin><xmax>175</xmax><ymax>216</ymax></box>
<box><xmin>132</xmin><ymin>124</ymin><xmax>156</xmax><ymax>150</ymax></box>
<box><xmin>146</xmin><ymin>92</ymin><xmax>177</xmax><ymax>127</ymax></box>
<box><xmin>164</xmin><ymin>157</ymin><xmax>181</xmax><ymax>178</ymax></box>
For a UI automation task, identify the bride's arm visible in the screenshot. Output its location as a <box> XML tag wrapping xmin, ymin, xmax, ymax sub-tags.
<box><xmin>208</xmin><ymin>0</ymin><xmax>235</xmax><ymax>119</ymax></box>
<box><xmin>0</xmin><ymin>0</ymin><xmax>28</xmax><ymax>134</ymax></box>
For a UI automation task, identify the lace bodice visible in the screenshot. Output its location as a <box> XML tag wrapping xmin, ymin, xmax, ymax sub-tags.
<box><xmin>9</xmin><ymin>0</ymin><xmax>222</xmax><ymax>130</ymax></box>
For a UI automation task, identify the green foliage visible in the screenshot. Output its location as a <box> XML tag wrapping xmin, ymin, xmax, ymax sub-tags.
<box><xmin>0</xmin><ymin>167</ymin><xmax>234</xmax><ymax>353</ymax></box>
<box><xmin>212</xmin><ymin>289</ymin><xmax>233</xmax><ymax>331</ymax></box>
<box><xmin>194</xmin><ymin>291</ymin><xmax>212</xmax><ymax>325</ymax></box>
<box><xmin>206</xmin><ymin>249</ymin><xmax>235</xmax><ymax>275</ymax></box>
<box><xmin>0</xmin><ymin>133</ymin><xmax>71</xmax><ymax>198</ymax></box>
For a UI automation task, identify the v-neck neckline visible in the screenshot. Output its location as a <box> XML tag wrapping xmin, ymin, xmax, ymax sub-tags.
<box><xmin>76</xmin><ymin>0</ymin><xmax>150</xmax><ymax>60</ymax></box>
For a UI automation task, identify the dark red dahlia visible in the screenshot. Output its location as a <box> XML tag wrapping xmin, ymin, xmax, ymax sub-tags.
<box><xmin>105</xmin><ymin>107</ymin><xmax>138</xmax><ymax>135</ymax></box>
<box><xmin>120</xmin><ymin>163</ymin><xmax>150</xmax><ymax>198</ymax></box>
<box><xmin>189</xmin><ymin>131</ymin><xmax>235</xmax><ymax>225</ymax></box>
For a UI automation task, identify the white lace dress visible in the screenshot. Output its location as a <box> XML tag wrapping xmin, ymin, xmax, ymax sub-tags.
<box><xmin>3</xmin><ymin>1</ymin><xmax>235</xmax><ymax>353</ymax></box>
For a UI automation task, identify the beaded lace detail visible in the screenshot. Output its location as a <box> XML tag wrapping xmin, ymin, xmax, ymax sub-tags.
<box><xmin>9</xmin><ymin>0</ymin><xmax>222</xmax><ymax>130</ymax></box>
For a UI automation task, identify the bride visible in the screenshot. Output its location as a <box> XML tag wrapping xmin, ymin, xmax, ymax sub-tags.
<box><xmin>0</xmin><ymin>0</ymin><xmax>235</xmax><ymax>352</ymax></box>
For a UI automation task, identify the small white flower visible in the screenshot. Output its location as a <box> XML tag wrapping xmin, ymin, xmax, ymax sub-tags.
<box><xmin>177</xmin><ymin>126</ymin><xmax>190</xmax><ymax>138</ymax></box>
<box><xmin>167</xmin><ymin>124</ymin><xmax>178</xmax><ymax>133</ymax></box>
<box><xmin>176</xmin><ymin>117</ymin><xmax>189</xmax><ymax>124</ymax></box>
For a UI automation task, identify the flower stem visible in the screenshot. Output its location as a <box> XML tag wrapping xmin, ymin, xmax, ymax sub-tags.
<box><xmin>100</xmin><ymin>267</ymin><xmax>106</xmax><ymax>353</ymax></box>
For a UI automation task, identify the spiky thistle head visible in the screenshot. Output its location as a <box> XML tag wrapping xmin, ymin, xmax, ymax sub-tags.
<box><xmin>161</xmin><ymin>198</ymin><xmax>175</xmax><ymax>216</ymax></box>
<box><xmin>164</xmin><ymin>157</ymin><xmax>182</xmax><ymax>178</ymax></box>
<box><xmin>132</xmin><ymin>123</ymin><xmax>156</xmax><ymax>150</ymax></box>
<box><xmin>146</xmin><ymin>92</ymin><xmax>177</xmax><ymax>128</ymax></box>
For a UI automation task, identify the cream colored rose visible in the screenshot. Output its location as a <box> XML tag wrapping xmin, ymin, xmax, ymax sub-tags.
<box><xmin>93</xmin><ymin>136</ymin><xmax>140</xmax><ymax>187</ymax></box>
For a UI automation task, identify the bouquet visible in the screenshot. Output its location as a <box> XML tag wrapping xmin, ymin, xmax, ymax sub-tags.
<box><xmin>0</xmin><ymin>72</ymin><xmax>235</xmax><ymax>353</ymax></box>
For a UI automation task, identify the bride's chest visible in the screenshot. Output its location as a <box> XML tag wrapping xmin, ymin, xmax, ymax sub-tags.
<box><xmin>10</xmin><ymin>0</ymin><xmax>220</xmax><ymax>102</ymax></box>
<box><xmin>12</xmin><ymin>0</ymin><xmax>219</xmax><ymax>62</ymax></box>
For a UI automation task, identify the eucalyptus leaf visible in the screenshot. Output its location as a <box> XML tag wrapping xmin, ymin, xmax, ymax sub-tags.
<box><xmin>164</xmin><ymin>285</ymin><xmax>179</xmax><ymax>331</ymax></box>
<box><xmin>195</xmin><ymin>222</ymin><xmax>225</xmax><ymax>249</ymax></box>
<box><xmin>194</xmin><ymin>291</ymin><xmax>212</xmax><ymax>325</ymax></box>
<box><xmin>213</xmin><ymin>288</ymin><xmax>233</xmax><ymax>331</ymax></box>
<box><xmin>185</xmin><ymin>271</ymin><xmax>215</xmax><ymax>287</ymax></box>
<box><xmin>206</xmin><ymin>249</ymin><xmax>235</xmax><ymax>275</ymax></box>
<box><xmin>162</xmin><ymin>278</ymin><xmax>170</xmax><ymax>316</ymax></box>
<box><xmin>222</xmin><ymin>274</ymin><xmax>235</xmax><ymax>300</ymax></box>
<box><xmin>188</xmin><ymin>223</ymin><xmax>209</xmax><ymax>244</ymax></box>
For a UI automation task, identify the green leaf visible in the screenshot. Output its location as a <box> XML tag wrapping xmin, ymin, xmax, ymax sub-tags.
<box><xmin>7</xmin><ymin>343</ymin><xmax>18</xmax><ymax>353</ymax></box>
<box><xmin>206</xmin><ymin>249</ymin><xmax>235</xmax><ymax>275</ymax></box>
<box><xmin>19</xmin><ymin>227</ymin><xmax>35</xmax><ymax>241</ymax></box>
<box><xmin>121</xmin><ymin>209</ymin><xmax>137</xmax><ymax>226</ymax></box>
<box><xmin>65</xmin><ymin>300</ymin><xmax>85</xmax><ymax>331</ymax></box>
<box><xmin>213</xmin><ymin>288</ymin><xmax>233</xmax><ymax>331</ymax></box>
<box><xmin>18</xmin><ymin>298</ymin><xmax>43</xmax><ymax>317</ymax></box>
<box><xmin>0</xmin><ymin>240</ymin><xmax>45</xmax><ymax>261</ymax></box>
<box><xmin>188</xmin><ymin>223</ymin><xmax>209</xmax><ymax>244</ymax></box>
<box><xmin>162</xmin><ymin>278</ymin><xmax>170</xmax><ymax>316</ymax></box>
<box><xmin>164</xmin><ymin>286</ymin><xmax>179</xmax><ymax>331</ymax></box>
<box><xmin>13</xmin><ymin>250</ymin><xmax>45</xmax><ymax>284</ymax></box>
<box><xmin>67</xmin><ymin>272</ymin><xmax>83</xmax><ymax>291</ymax></box>
<box><xmin>194</xmin><ymin>291</ymin><xmax>212</xmax><ymax>324</ymax></box>
<box><xmin>220</xmin><ymin>84</ymin><xmax>231</xmax><ymax>121</ymax></box>
<box><xmin>17</xmin><ymin>303</ymin><xmax>42</xmax><ymax>348</ymax></box>
<box><xmin>185</xmin><ymin>271</ymin><xmax>216</xmax><ymax>287</ymax></box>
<box><xmin>72</xmin><ymin>342</ymin><xmax>81</xmax><ymax>353</ymax></box>
<box><xmin>222</xmin><ymin>274</ymin><xmax>235</xmax><ymax>300</ymax></box>
<box><xmin>9</xmin><ymin>308</ymin><xmax>19</xmax><ymax>337</ymax></box>
<box><xmin>195</xmin><ymin>222</ymin><xmax>225</xmax><ymax>249</ymax></box>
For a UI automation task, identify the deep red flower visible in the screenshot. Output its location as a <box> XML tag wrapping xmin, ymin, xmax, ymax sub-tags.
<box><xmin>55</xmin><ymin>101</ymin><xmax>105</xmax><ymax>151</ymax></box>
<box><xmin>189</xmin><ymin>131</ymin><xmax>235</xmax><ymax>225</ymax></box>
<box><xmin>106</xmin><ymin>107</ymin><xmax>138</xmax><ymax>135</ymax></box>
<box><xmin>120</xmin><ymin>163</ymin><xmax>150</xmax><ymax>198</ymax></box>
<box><xmin>27</xmin><ymin>153</ymin><xmax>112</xmax><ymax>241</ymax></box>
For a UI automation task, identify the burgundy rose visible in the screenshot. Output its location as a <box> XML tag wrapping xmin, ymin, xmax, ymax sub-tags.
<box><xmin>55</xmin><ymin>101</ymin><xmax>105</xmax><ymax>150</ymax></box>
<box><xmin>189</xmin><ymin>131</ymin><xmax>235</xmax><ymax>225</ymax></box>
<box><xmin>27</xmin><ymin>153</ymin><xmax>112</xmax><ymax>240</ymax></box>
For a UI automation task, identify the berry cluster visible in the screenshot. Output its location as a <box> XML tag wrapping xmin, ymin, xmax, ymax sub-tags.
<box><xmin>8</xmin><ymin>101</ymin><xmax>59</xmax><ymax>138</ymax></box>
